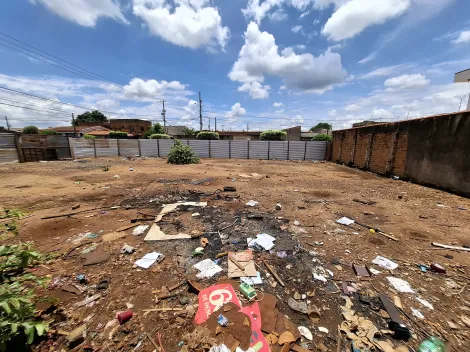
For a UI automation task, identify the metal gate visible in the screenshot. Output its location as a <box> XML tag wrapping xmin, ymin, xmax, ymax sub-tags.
<box><xmin>0</xmin><ymin>133</ymin><xmax>19</xmax><ymax>163</ymax></box>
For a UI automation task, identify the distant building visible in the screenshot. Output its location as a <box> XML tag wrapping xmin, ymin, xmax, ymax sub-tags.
<box><xmin>352</xmin><ymin>121</ymin><xmax>379</xmax><ymax>128</ymax></box>
<box><xmin>218</xmin><ymin>131</ymin><xmax>262</xmax><ymax>140</ymax></box>
<box><xmin>109</xmin><ymin>119</ymin><xmax>151</xmax><ymax>137</ymax></box>
<box><xmin>164</xmin><ymin>126</ymin><xmax>188</xmax><ymax>139</ymax></box>
<box><xmin>48</xmin><ymin>126</ymin><xmax>111</xmax><ymax>137</ymax></box>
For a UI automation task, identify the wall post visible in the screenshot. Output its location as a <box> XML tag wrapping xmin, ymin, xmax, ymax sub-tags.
<box><xmin>137</xmin><ymin>139</ymin><xmax>142</xmax><ymax>157</ymax></box>
<box><xmin>338</xmin><ymin>132</ymin><xmax>344</xmax><ymax>162</ymax></box>
<box><xmin>93</xmin><ymin>139</ymin><xmax>97</xmax><ymax>158</ymax></box>
<box><xmin>229</xmin><ymin>140</ymin><xmax>231</xmax><ymax>159</ymax></box>
<box><xmin>387</xmin><ymin>130</ymin><xmax>399</xmax><ymax>175</ymax></box>
<box><xmin>14</xmin><ymin>134</ymin><xmax>24</xmax><ymax>163</ymax></box>
<box><xmin>209</xmin><ymin>140</ymin><xmax>211</xmax><ymax>158</ymax></box>
<box><xmin>68</xmin><ymin>137</ymin><xmax>75</xmax><ymax>160</ymax></box>
<box><xmin>117</xmin><ymin>139</ymin><xmax>121</xmax><ymax>156</ymax></box>
<box><xmin>351</xmin><ymin>129</ymin><xmax>358</xmax><ymax>165</ymax></box>
<box><xmin>287</xmin><ymin>141</ymin><xmax>290</xmax><ymax>160</ymax></box>
<box><xmin>157</xmin><ymin>139</ymin><xmax>160</xmax><ymax>158</ymax></box>
<box><xmin>267</xmin><ymin>141</ymin><xmax>270</xmax><ymax>160</ymax></box>
<box><xmin>365</xmin><ymin>129</ymin><xmax>375</xmax><ymax>170</ymax></box>
<box><xmin>304</xmin><ymin>141</ymin><xmax>307</xmax><ymax>160</ymax></box>
<box><xmin>247</xmin><ymin>140</ymin><xmax>250</xmax><ymax>159</ymax></box>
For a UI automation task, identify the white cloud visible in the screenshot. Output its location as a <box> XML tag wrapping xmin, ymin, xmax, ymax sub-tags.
<box><xmin>322</xmin><ymin>0</ymin><xmax>411</xmax><ymax>41</ymax></box>
<box><xmin>312</xmin><ymin>0</ymin><xmax>348</xmax><ymax>9</ymax></box>
<box><xmin>276</xmin><ymin>109</ymin><xmax>285</xmax><ymax>113</ymax></box>
<box><xmin>273</xmin><ymin>102</ymin><xmax>284</xmax><ymax>107</ymax></box>
<box><xmin>123</xmin><ymin>78</ymin><xmax>187</xmax><ymax>100</ymax></box>
<box><xmin>268</xmin><ymin>8</ymin><xmax>288</xmax><ymax>21</ymax></box>
<box><xmin>313</xmin><ymin>18</ymin><xmax>320</xmax><ymax>25</ymax></box>
<box><xmin>299</xmin><ymin>10</ymin><xmax>310</xmax><ymax>19</ymax></box>
<box><xmin>359</xmin><ymin>64</ymin><xmax>413</xmax><ymax>79</ymax></box>
<box><xmin>295</xmin><ymin>44</ymin><xmax>307</xmax><ymax>50</ymax></box>
<box><xmin>344</xmin><ymin>103</ymin><xmax>360</xmax><ymax>112</ymax></box>
<box><xmin>238</xmin><ymin>82</ymin><xmax>271</xmax><ymax>100</ymax></box>
<box><xmin>225</xmin><ymin>103</ymin><xmax>247</xmax><ymax>121</ymax></box>
<box><xmin>384</xmin><ymin>74</ymin><xmax>430</xmax><ymax>90</ymax></box>
<box><xmin>358</xmin><ymin>52</ymin><xmax>376</xmax><ymax>64</ymax></box>
<box><xmin>229</xmin><ymin>22</ymin><xmax>346</xmax><ymax>99</ymax></box>
<box><xmin>291</xmin><ymin>25</ymin><xmax>303</xmax><ymax>33</ymax></box>
<box><xmin>133</xmin><ymin>0</ymin><xmax>230</xmax><ymax>50</ymax></box>
<box><xmin>328</xmin><ymin>109</ymin><xmax>337</xmax><ymax>116</ymax></box>
<box><xmin>452</xmin><ymin>30</ymin><xmax>470</xmax><ymax>44</ymax></box>
<box><xmin>291</xmin><ymin>114</ymin><xmax>304</xmax><ymax>124</ymax></box>
<box><xmin>30</xmin><ymin>0</ymin><xmax>129</xmax><ymax>27</ymax></box>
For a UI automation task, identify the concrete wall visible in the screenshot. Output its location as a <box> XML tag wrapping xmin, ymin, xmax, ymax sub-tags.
<box><xmin>331</xmin><ymin>111</ymin><xmax>470</xmax><ymax>196</ymax></box>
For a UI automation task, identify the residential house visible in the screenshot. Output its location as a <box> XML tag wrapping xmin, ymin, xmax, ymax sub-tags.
<box><xmin>110</xmin><ymin>119</ymin><xmax>151</xmax><ymax>137</ymax></box>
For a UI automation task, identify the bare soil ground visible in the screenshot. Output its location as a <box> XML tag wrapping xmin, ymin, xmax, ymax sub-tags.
<box><xmin>1</xmin><ymin>157</ymin><xmax>469</xmax><ymax>352</ymax></box>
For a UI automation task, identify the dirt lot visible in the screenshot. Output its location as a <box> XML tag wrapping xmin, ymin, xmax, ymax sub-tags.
<box><xmin>1</xmin><ymin>157</ymin><xmax>469</xmax><ymax>352</ymax></box>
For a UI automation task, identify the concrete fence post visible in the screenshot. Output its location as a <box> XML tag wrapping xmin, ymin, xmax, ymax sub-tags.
<box><xmin>117</xmin><ymin>139</ymin><xmax>121</xmax><ymax>157</ymax></box>
<box><xmin>68</xmin><ymin>137</ymin><xmax>75</xmax><ymax>160</ymax></box>
<box><xmin>304</xmin><ymin>141</ymin><xmax>307</xmax><ymax>160</ymax></box>
<box><xmin>209</xmin><ymin>140</ymin><xmax>211</xmax><ymax>158</ymax></box>
<box><xmin>137</xmin><ymin>139</ymin><xmax>142</xmax><ymax>157</ymax></box>
<box><xmin>287</xmin><ymin>141</ymin><xmax>290</xmax><ymax>160</ymax></box>
<box><xmin>247</xmin><ymin>141</ymin><xmax>250</xmax><ymax>159</ymax></box>
<box><xmin>387</xmin><ymin>130</ymin><xmax>399</xmax><ymax>175</ymax></box>
<box><xmin>93</xmin><ymin>139</ymin><xmax>97</xmax><ymax>158</ymax></box>
<box><xmin>157</xmin><ymin>139</ymin><xmax>160</xmax><ymax>158</ymax></box>
<box><xmin>14</xmin><ymin>133</ymin><xmax>24</xmax><ymax>163</ymax></box>
<box><xmin>267</xmin><ymin>141</ymin><xmax>270</xmax><ymax>160</ymax></box>
<box><xmin>338</xmin><ymin>132</ymin><xmax>344</xmax><ymax>162</ymax></box>
<box><xmin>229</xmin><ymin>140</ymin><xmax>231</xmax><ymax>159</ymax></box>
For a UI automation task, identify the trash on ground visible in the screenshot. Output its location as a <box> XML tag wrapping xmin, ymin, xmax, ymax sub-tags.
<box><xmin>240</xmin><ymin>271</ymin><xmax>263</xmax><ymax>285</ymax></box>
<box><xmin>312</xmin><ymin>266</ymin><xmax>331</xmax><ymax>282</ymax></box>
<box><xmin>132</xmin><ymin>225</ymin><xmax>149</xmax><ymax>236</ymax></box>
<box><xmin>245</xmin><ymin>200</ymin><xmax>259</xmax><ymax>207</ymax></box>
<box><xmin>117</xmin><ymin>310</ymin><xmax>133</xmax><ymax>325</ymax></box>
<box><xmin>193</xmin><ymin>259</ymin><xmax>223</xmax><ymax>279</ymax></box>
<box><xmin>217</xmin><ymin>314</ymin><xmax>229</xmax><ymax>326</ymax></box>
<box><xmin>412</xmin><ymin>308</ymin><xmax>424</xmax><ymax>319</ymax></box>
<box><xmin>247</xmin><ymin>233</ymin><xmax>276</xmax><ymax>250</ymax></box>
<box><xmin>416</xmin><ymin>297</ymin><xmax>434</xmax><ymax>310</ymax></box>
<box><xmin>387</xmin><ymin>277</ymin><xmax>415</xmax><ymax>293</ymax></box>
<box><xmin>134</xmin><ymin>252</ymin><xmax>164</xmax><ymax>269</ymax></box>
<box><xmin>275</xmin><ymin>203</ymin><xmax>283</xmax><ymax>210</ymax></box>
<box><xmin>337</xmin><ymin>217</ymin><xmax>355</xmax><ymax>226</ymax></box>
<box><xmin>288</xmin><ymin>297</ymin><xmax>308</xmax><ymax>314</ymax></box>
<box><xmin>239</xmin><ymin>283</ymin><xmax>257</xmax><ymax>300</ymax></box>
<box><xmin>430</xmin><ymin>263</ymin><xmax>446</xmax><ymax>273</ymax></box>
<box><xmin>121</xmin><ymin>244</ymin><xmax>135</xmax><ymax>254</ymax></box>
<box><xmin>353</xmin><ymin>264</ymin><xmax>371</xmax><ymax>277</ymax></box>
<box><xmin>318</xmin><ymin>327</ymin><xmax>329</xmax><ymax>334</ymax></box>
<box><xmin>228</xmin><ymin>250</ymin><xmax>256</xmax><ymax>278</ymax></box>
<box><xmin>372</xmin><ymin>256</ymin><xmax>398</xmax><ymax>270</ymax></box>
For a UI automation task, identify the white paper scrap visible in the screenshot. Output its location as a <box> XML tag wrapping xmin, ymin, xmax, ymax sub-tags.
<box><xmin>372</xmin><ymin>256</ymin><xmax>398</xmax><ymax>270</ymax></box>
<box><xmin>416</xmin><ymin>297</ymin><xmax>434</xmax><ymax>310</ymax></box>
<box><xmin>248</xmin><ymin>233</ymin><xmax>276</xmax><ymax>250</ymax></box>
<box><xmin>241</xmin><ymin>272</ymin><xmax>263</xmax><ymax>285</ymax></box>
<box><xmin>193</xmin><ymin>259</ymin><xmax>223</xmax><ymax>279</ymax></box>
<box><xmin>134</xmin><ymin>252</ymin><xmax>163</xmax><ymax>269</ymax></box>
<box><xmin>369</xmin><ymin>268</ymin><xmax>381</xmax><ymax>275</ymax></box>
<box><xmin>336</xmin><ymin>217</ymin><xmax>355</xmax><ymax>226</ymax></box>
<box><xmin>246</xmin><ymin>200</ymin><xmax>259</xmax><ymax>207</ymax></box>
<box><xmin>387</xmin><ymin>277</ymin><xmax>415</xmax><ymax>293</ymax></box>
<box><xmin>412</xmin><ymin>308</ymin><xmax>424</xmax><ymax>319</ymax></box>
<box><xmin>132</xmin><ymin>225</ymin><xmax>149</xmax><ymax>236</ymax></box>
<box><xmin>318</xmin><ymin>327</ymin><xmax>329</xmax><ymax>334</ymax></box>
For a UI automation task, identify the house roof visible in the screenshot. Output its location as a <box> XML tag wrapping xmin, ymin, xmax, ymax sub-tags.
<box><xmin>218</xmin><ymin>131</ymin><xmax>262</xmax><ymax>136</ymax></box>
<box><xmin>86</xmin><ymin>130</ymin><xmax>132</xmax><ymax>136</ymax></box>
<box><xmin>47</xmin><ymin>126</ymin><xmax>110</xmax><ymax>133</ymax></box>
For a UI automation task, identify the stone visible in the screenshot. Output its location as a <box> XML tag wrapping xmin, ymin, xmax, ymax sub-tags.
<box><xmin>275</xmin><ymin>204</ymin><xmax>283</xmax><ymax>211</ymax></box>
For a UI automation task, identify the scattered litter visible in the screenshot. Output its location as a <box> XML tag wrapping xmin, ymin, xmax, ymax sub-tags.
<box><xmin>217</xmin><ymin>314</ymin><xmax>229</xmax><ymax>327</ymax></box>
<box><xmin>191</xmin><ymin>177</ymin><xmax>216</xmax><ymax>185</ymax></box>
<box><xmin>416</xmin><ymin>297</ymin><xmax>434</xmax><ymax>310</ymax></box>
<box><xmin>387</xmin><ymin>277</ymin><xmax>415</xmax><ymax>293</ymax></box>
<box><xmin>76</xmin><ymin>274</ymin><xmax>87</xmax><ymax>284</ymax></box>
<box><xmin>240</xmin><ymin>272</ymin><xmax>263</xmax><ymax>285</ymax></box>
<box><xmin>430</xmin><ymin>263</ymin><xmax>446</xmax><ymax>274</ymax></box>
<box><xmin>248</xmin><ymin>233</ymin><xmax>276</xmax><ymax>250</ymax></box>
<box><xmin>228</xmin><ymin>250</ymin><xmax>256</xmax><ymax>278</ymax></box>
<box><xmin>318</xmin><ymin>327</ymin><xmax>329</xmax><ymax>334</ymax></box>
<box><xmin>121</xmin><ymin>244</ymin><xmax>135</xmax><ymax>254</ymax></box>
<box><xmin>192</xmin><ymin>212</ymin><xmax>201</xmax><ymax>217</ymax></box>
<box><xmin>117</xmin><ymin>310</ymin><xmax>133</xmax><ymax>325</ymax></box>
<box><xmin>75</xmin><ymin>293</ymin><xmax>101</xmax><ymax>307</ymax></box>
<box><xmin>298</xmin><ymin>326</ymin><xmax>313</xmax><ymax>341</ymax></box>
<box><xmin>113</xmin><ymin>175</ymin><xmax>120</xmax><ymax>179</ymax></box>
<box><xmin>134</xmin><ymin>252</ymin><xmax>164</xmax><ymax>269</ymax></box>
<box><xmin>193</xmin><ymin>247</ymin><xmax>205</xmax><ymax>256</ymax></box>
<box><xmin>275</xmin><ymin>203</ymin><xmax>283</xmax><ymax>210</ymax></box>
<box><xmin>132</xmin><ymin>225</ymin><xmax>149</xmax><ymax>236</ymax></box>
<box><xmin>337</xmin><ymin>217</ymin><xmax>355</xmax><ymax>226</ymax></box>
<box><xmin>312</xmin><ymin>266</ymin><xmax>330</xmax><ymax>282</ymax></box>
<box><xmin>294</xmin><ymin>220</ymin><xmax>300</xmax><ymax>226</ymax></box>
<box><xmin>245</xmin><ymin>200</ymin><xmax>259</xmax><ymax>207</ymax></box>
<box><xmin>277</xmin><ymin>251</ymin><xmax>287</xmax><ymax>258</ymax></box>
<box><xmin>223</xmin><ymin>186</ymin><xmax>236</xmax><ymax>192</ymax></box>
<box><xmin>412</xmin><ymin>308</ymin><xmax>424</xmax><ymax>319</ymax></box>
<box><xmin>288</xmin><ymin>297</ymin><xmax>308</xmax><ymax>314</ymax></box>
<box><xmin>369</xmin><ymin>268</ymin><xmax>381</xmax><ymax>275</ymax></box>
<box><xmin>193</xmin><ymin>259</ymin><xmax>223</xmax><ymax>279</ymax></box>
<box><xmin>417</xmin><ymin>264</ymin><xmax>428</xmax><ymax>272</ymax></box>
<box><xmin>334</xmin><ymin>228</ymin><xmax>346</xmax><ymax>234</ymax></box>
<box><xmin>372</xmin><ymin>256</ymin><xmax>398</xmax><ymax>270</ymax></box>
<box><xmin>353</xmin><ymin>264</ymin><xmax>371</xmax><ymax>277</ymax></box>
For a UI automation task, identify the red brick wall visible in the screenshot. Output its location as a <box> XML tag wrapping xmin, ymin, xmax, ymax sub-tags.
<box><xmin>353</xmin><ymin>131</ymin><xmax>371</xmax><ymax>168</ymax></box>
<box><xmin>369</xmin><ymin>132</ymin><xmax>394</xmax><ymax>174</ymax></box>
<box><xmin>340</xmin><ymin>130</ymin><xmax>355</xmax><ymax>164</ymax></box>
<box><xmin>393</xmin><ymin>132</ymin><xmax>408</xmax><ymax>177</ymax></box>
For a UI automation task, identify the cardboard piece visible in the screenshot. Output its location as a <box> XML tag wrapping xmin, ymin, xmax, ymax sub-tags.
<box><xmin>195</xmin><ymin>284</ymin><xmax>241</xmax><ymax>324</ymax></box>
<box><xmin>227</xmin><ymin>250</ymin><xmax>257</xmax><ymax>278</ymax></box>
<box><xmin>83</xmin><ymin>251</ymin><xmax>110</xmax><ymax>266</ymax></box>
<box><xmin>102</xmin><ymin>231</ymin><xmax>127</xmax><ymax>242</ymax></box>
<box><xmin>258</xmin><ymin>293</ymin><xmax>278</xmax><ymax>333</ymax></box>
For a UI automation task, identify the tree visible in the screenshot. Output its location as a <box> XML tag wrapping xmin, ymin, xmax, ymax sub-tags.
<box><xmin>109</xmin><ymin>131</ymin><xmax>127</xmax><ymax>139</ymax></box>
<box><xmin>167</xmin><ymin>140</ymin><xmax>200</xmax><ymax>164</ymax></box>
<box><xmin>144</xmin><ymin>123</ymin><xmax>165</xmax><ymax>139</ymax></box>
<box><xmin>312</xmin><ymin>134</ymin><xmax>332</xmax><ymax>141</ymax></box>
<box><xmin>39</xmin><ymin>130</ymin><xmax>57</xmax><ymax>135</ymax></box>
<box><xmin>196</xmin><ymin>131</ymin><xmax>219</xmax><ymax>140</ymax></box>
<box><xmin>260</xmin><ymin>130</ymin><xmax>287</xmax><ymax>141</ymax></box>
<box><xmin>22</xmin><ymin>126</ymin><xmax>39</xmax><ymax>134</ymax></box>
<box><xmin>310</xmin><ymin>122</ymin><xmax>332</xmax><ymax>132</ymax></box>
<box><xmin>83</xmin><ymin>134</ymin><xmax>96</xmax><ymax>139</ymax></box>
<box><xmin>182</xmin><ymin>127</ymin><xmax>196</xmax><ymax>137</ymax></box>
<box><xmin>74</xmin><ymin>110</ymin><xmax>108</xmax><ymax>125</ymax></box>
<box><xmin>150</xmin><ymin>134</ymin><xmax>171</xmax><ymax>139</ymax></box>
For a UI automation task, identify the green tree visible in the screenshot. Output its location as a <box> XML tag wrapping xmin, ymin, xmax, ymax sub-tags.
<box><xmin>22</xmin><ymin>126</ymin><xmax>39</xmax><ymax>135</ymax></box>
<box><xmin>153</xmin><ymin>123</ymin><xmax>164</xmax><ymax>134</ymax></box>
<box><xmin>260</xmin><ymin>130</ymin><xmax>287</xmax><ymax>141</ymax></box>
<box><xmin>312</xmin><ymin>134</ymin><xmax>332</xmax><ymax>141</ymax></box>
<box><xmin>196</xmin><ymin>131</ymin><xmax>219</xmax><ymax>140</ymax></box>
<box><xmin>182</xmin><ymin>127</ymin><xmax>196</xmax><ymax>137</ymax></box>
<box><xmin>109</xmin><ymin>131</ymin><xmax>127</xmax><ymax>139</ymax></box>
<box><xmin>39</xmin><ymin>130</ymin><xmax>57</xmax><ymax>135</ymax></box>
<box><xmin>310</xmin><ymin>122</ymin><xmax>332</xmax><ymax>132</ymax></box>
<box><xmin>83</xmin><ymin>134</ymin><xmax>96</xmax><ymax>140</ymax></box>
<box><xmin>167</xmin><ymin>140</ymin><xmax>200</xmax><ymax>165</ymax></box>
<box><xmin>74</xmin><ymin>110</ymin><xmax>108</xmax><ymax>126</ymax></box>
<box><xmin>150</xmin><ymin>134</ymin><xmax>171</xmax><ymax>139</ymax></box>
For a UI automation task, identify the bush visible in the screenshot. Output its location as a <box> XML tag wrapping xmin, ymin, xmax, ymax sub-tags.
<box><xmin>312</xmin><ymin>134</ymin><xmax>332</xmax><ymax>141</ymax></box>
<box><xmin>167</xmin><ymin>140</ymin><xmax>200</xmax><ymax>165</ymax></box>
<box><xmin>39</xmin><ymin>130</ymin><xmax>57</xmax><ymax>135</ymax></box>
<box><xmin>260</xmin><ymin>130</ymin><xmax>287</xmax><ymax>141</ymax></box>
<box><xmin>22</xmin><ymin>126</ymin><xmax>39</xmax><ymax>135</ymax></box>
<box><xmin>109</xmin><ymin>131</ymin><xmax>127</xmax><ymax>139</ymax></box>
<box><xmin>196</xmin><ymin>132</ymin><xmax>219</xmax><ymax>140</ymax></box>
<box><xmin>83</xmin><ymin>134</ymin><xmax>96</xmax><ymax>140</ymax></box>
<box><xmin>150</xmin><ymin>134</ymin><xmax>171</xmax><ymax>139</ymax></box>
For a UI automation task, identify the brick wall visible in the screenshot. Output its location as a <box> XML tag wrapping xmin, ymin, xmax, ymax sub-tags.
<box><xmin>331</xmin><ymin>111</ymin><xmax>470</xmax><ymax>196</ymax></box>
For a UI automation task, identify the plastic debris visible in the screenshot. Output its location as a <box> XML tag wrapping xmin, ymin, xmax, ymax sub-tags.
<box><xmin>298</xmin><ymin>326</ymin><xmax>313</xmax><ymax>341</ymax></box>
<box><xmin>336</xmin><ymin>217</ymin><xmax>355</xmax><ymax>226</ymax></box>
<box><xmin>294</xmin><ymin>220</ymin><xmax>300</xmax><ymax>226</ymax></box>
<box><xmin>318</xmin><ymin>327</ymin><xmax>329</xmax><ymax>334</ymax></box>
<box><xmin>248</xmin><ymin>233</ymin><xmax>276</xmax><ymax>250</ymax></box>
<box><xmin>121</xmin><ymin>244</ymin><xmax>135</xmax><ymax>254</ymax></box>
<box><xmin>312</xmin><ymin>266</ymin><xmax>330</xmax><ymax>282</ymax></box>
<box><xmin>134</xmin><ymin>252</ymin><xmax>164</xmax><ymax>269</ymax></box>
<box><xmin>412</xmin><ymin>308</ymin><xmax>424</xmax><ymax>319</ymax></box>
<box><xmin>245</xmin><ymin>200</ymin><xmax>259</xmax><ymax>207</ymax></box>
<box><xmin>418</xmin><ymin>337</ymin><xmax>445</xmax><ymax>352</ymax></box>
<box><xmin>117</xmin><ymin>310</ymin><xmax>133</xmax><ymax>325</ymax></box>
<box><xmin>416</xmin><ymin>297</ymin><xmax>434</xmax><ymax>310</ymax></box>
<box><xmin>192</xmin><ymin>212</ymin><xmax>200</xmax><ymax>217</ymax></box>
<box><xmin>369</xmin><ymin>268</ymin><xmax>381</xmax><ymax>275</ymax></box>
<box><xmin>430</xmin><ymin>263</ymin><xmax>446</xmax><ymax>274</ymax></box>
<box><xmin>372</xmin><ymin>256</ymin><xmax>398</xmax><ymax>270</ymax></box>
<box><xmin>132</xmin><ymin>225</ymin><xmax>149</xmax><ymax>236</ymax></box>
<box><xmin>193</xmin><ymin>259</ymin><xmax>223</xmax><ymax>279</ymax></box>
<box><xmin>240</xmin><ymin>272</ymin><xmax>263</xmax><ymax>285</ymax></box>
<box><xmin>217</xmin><ymin>314</ymin><xmax>229</xmax><ymax>326</ymax></box>
<box><xmin>387</xmin><ymin>277</ymin><xmax>415</xmax><ymax>293</ymax></box>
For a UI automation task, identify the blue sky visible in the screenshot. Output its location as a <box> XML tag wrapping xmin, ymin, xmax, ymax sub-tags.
<box><xmin>0</xmin><ymin>0</ymin><xmax>469</xmax><ymax>131</ymax></box>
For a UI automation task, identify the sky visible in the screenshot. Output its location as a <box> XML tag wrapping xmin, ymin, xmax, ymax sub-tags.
<box><xmin>0</xmin><ymin>0</ymin><xmax>470</xmax><ymax>131</ymax></box>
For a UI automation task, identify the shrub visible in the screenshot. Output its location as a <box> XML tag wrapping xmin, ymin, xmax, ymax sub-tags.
<box><xmin>22</xmin><ymin>126</ymin><xmax>39</xmax><ymax>135</ymax></box>
<box><xmin>109</xmin><ymin>131</ymin><xmax>127</xmax><ymax>139</ymax></box>
<box><xmin>167</xmin><ymin>140</ymin><xmax>200</xmax><ymax>165</ymax></box>
<box><xmin>83</xmin><ymin>134</ymin><xmax>96</xmax><ymax>140</ymax></box>
<box><xmin>312</xmin><ymin>134</ymin><xmax>332</xmax><ymax>141</ymax></box>
<box><xmin>310</xmin><ymin>123</ymin><xmax>332</xmax><ymax>131</ymax></box>
<box><xmin>260</xmin><ymin>130</ymin><xmax>287</xmax><ymax>141</ymax></box>
<box><xmin>150</xmin><ymin>134</ymin><xmax>171</xmax><ymax>139</ymax></box>
<box><xmin>196</xmin><ymin>132</ymin><xmax>219</xmax><ymax>140</ymax></box>
<box><xmin>39</xmin><ymin>130</ymin><xmax>57</xmax><ymax>135</ymax></box>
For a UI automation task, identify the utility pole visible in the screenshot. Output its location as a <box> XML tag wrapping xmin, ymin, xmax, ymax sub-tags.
<box><xmin>72</xmin><ymin>113</ymin><xmax>78</xmax><ymax>138</ymax></box>
<box><xmin>246</xmin><ymin>122</ymin><xmax>249</xmax><ymax>132</ymax></box>
<box><xmin>208</xmin><ymin>116</ymin><xmax>211</xmax><ymax>131</ymax></box>
<box><xmin>199</xmin><ymin>92</ymin><xmax>203</xmax><ymax>131</ymax></box>
<box><xmin>161</xmin><ymin>100</ymin><xmax>166</xmax><ymax>129</ymax></box>
<box><xmin>5</xmin><ymin>116</ymin><xmax>10</xmax><ymax>131</ymax></box>
<box><xmin>215</xmin><ymin>117</ymin><xmax>217</xmax><ymax>132</ymax></box>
